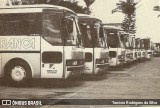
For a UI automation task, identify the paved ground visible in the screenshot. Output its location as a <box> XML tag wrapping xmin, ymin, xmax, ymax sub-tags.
<box><xmin>0</xmin><ymin>57</ymin><xmax>160</xmax><ymax>108</ymax></box>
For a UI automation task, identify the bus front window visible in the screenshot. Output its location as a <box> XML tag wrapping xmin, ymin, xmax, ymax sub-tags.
<box><xmin>79</xmin><ymin>24</ymin><xmax>93</xmax><ymax>48</ymax></box>
<box><xmin>120</xmin><ymin>34</ymin><xmax>128</xmax><ymax>48</ymax></box>
<box><xmin>92</xmin><ymin>23</ymin><xmax>104</xmax><ymax>48</ymax></box>
<box><xmin>64</xmin><ymin>17</ymin><xmax>80</xmax><ymax>46</ymax></box>
<box><xmin>42</xmin><ymin>14</ymin><xmax>62</xmax><ymax>45</ymax></box>
<box><xmin>106</xmin><ymin>30</ymin><xmax>120</xmax><ymax>48</ymax></box>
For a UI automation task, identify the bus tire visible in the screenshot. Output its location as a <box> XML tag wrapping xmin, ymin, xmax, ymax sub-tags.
<box><xmin>4</xmin><ymin>59</ymin><xmax>32</xmax><ymax>86</ymax></box>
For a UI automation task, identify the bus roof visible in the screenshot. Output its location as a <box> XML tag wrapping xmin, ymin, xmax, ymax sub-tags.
<box><xmin>0</xmin><ymin>4</ymin><xmax>75</xmax><ymax>14</ymax></box>
<box><xmin>103</xmin><ymin>25</ymin><xmax>120</xmax><ymax>30</ymax></box>
<box><xmin>78</xmin><ymin>14</ymin><xmax>95</xmax><ymax>19</ymax></box>
<box><xmin>77</xmin><ymin>14</ymin><xmax>102</xmax><ymax>22</ymax></box>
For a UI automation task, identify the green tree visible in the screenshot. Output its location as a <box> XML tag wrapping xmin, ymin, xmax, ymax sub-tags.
<box><xmin>18</xmin><ymin>0</ymin><xmax>92</xmax><ymax>14</ymax></box>
<box><xmin>83</xmin><ymin>0</ymin><xmax>95</xmax><ymax>14</ymax></box>
<box><xmin>113</xmin><ymin>0</ymin><xmax>137</xmax><ymax>34</ymax></box>
<box><xmin>56</xmin><ymin>0</ymin><xmax>87</xmax><ymax>13</ymax></box>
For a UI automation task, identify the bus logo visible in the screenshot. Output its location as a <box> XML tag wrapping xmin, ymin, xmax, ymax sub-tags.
<box><xmin>0</xmin><ymin>38</ymin><xmax>35</xmax><ymax>49</ymax></box>
<box><xmin>2</xmin><ymin>100</ymin><xmax>11</xmax><ymax>105</ymax></box>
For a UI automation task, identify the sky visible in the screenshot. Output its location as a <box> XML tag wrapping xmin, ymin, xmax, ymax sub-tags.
<box><xmin>78</xmin><ymin>0</ymin><xmax>160</xmax><ymax>43</ymax></box>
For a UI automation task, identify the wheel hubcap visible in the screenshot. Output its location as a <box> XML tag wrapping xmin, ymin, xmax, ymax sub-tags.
<box><xmin>11</xmin><ymin>66</ymin><xmax>26</xmax><ymax>82</ymax></box>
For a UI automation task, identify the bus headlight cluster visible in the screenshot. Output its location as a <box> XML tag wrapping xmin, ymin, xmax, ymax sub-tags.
<box><xmin>126</xmin><ymin>54</ymin><xmax>130</xmax><ymax>58</ymax></box>
<box><xmin>66</xmin><ymin>60</ymin><xmax>78</xmax><ymax>66</ymax></box>
<box><xmin>118</xmin><ymin>55</ymin><xmax>125</xmax><ymax>59</ymax></box>
<box><xmin>130</xmin><ymin>54</ymin><xmax>133</xmax><ymax>58</ymax></box>
<box><xmin>96</xmin><ymin>59</ymin><xmax>105</xmax><ymax>64</ymax></box>
<box><xmin>66</xmin><ymin>60</ymin><xmax>84</xmax><ymax>66</ymax></box>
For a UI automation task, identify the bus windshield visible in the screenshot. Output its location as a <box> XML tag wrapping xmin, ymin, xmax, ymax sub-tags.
<box><xmin>79</xmin><ymin>23</ymin><xmax>93</xmax><ymax>48</ymax></box>
<box><xmin>43</xmin><ymin>14</ymin><xmax>62</xmax><ymax>45</ymax></box>
<box><xmin>91</xmin><ymin>23</ymin><xmax>105</xmax><ymax>48</ymax></box>
<box><xmin>144</xmin><ymin>40</ymin><xmax>150</xmax><ymax>50</ymax></box>
<box><xmin>106</xmin><ymin>29</ymin><xmax>120</xmax><ymax>48</ymax></box>
<box><xmin>120</xmin><ymin>34</ymin><xmax>129</xmax><ymax>49</ymax></box>
<box><xmin>136</xmin><ymin>39</ymin><xmax>141</xmax><ymax>49</ymax></box>
<box><xmin>64</xmin><ymin>16</ymin><xmax>82</xmax><ymax>46</ymax></box>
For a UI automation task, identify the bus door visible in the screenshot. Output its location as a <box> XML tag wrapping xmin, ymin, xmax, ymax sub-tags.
<box><xmin>41</xmin><ymin>13</ymin><xmax>64</xmax><ymax>78</ymax></box>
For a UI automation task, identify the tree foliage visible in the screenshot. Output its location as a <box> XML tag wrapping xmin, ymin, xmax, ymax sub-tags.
<box><xmin>83</xmin><ymin>0</ymin><xmax>95</xmax><ymax>7</ymax></box>
<box><xmin>114</xmin><ymin>0</ymin><xmax>137</xmax><ymax>34</ymax></box>
<box><xmin>121</xmin><ymin>13</ymin><xmax>136</xmax><ymax>34</ymax></box>
<box><xmin>13</xmin><ymin>0</ymin><xmax>94</xmax><ymax>14</ymax></box>
<box><xmin>116</xmin><ymin>0</ymin><xmax>137</xmax><ymax>16</ymax></box>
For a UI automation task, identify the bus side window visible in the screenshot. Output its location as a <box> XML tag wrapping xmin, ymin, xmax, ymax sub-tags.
<box><xmin>24</xmin><ymin>14</ymin><xmax>42</xmax><ymax>35</ymax></box>
<box><xmin>4</xmin><ymin>14</ymin><xmax>41</xmax><ymax>36</ymax></box>
<box><xmin>0</xmin><ymin>15</ymin><xmax>4</xmax><ymax>35</ymax></box>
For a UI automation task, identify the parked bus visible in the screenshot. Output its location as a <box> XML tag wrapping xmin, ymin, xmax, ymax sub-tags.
<box><xmin>143</xmin><ymin>38</ymin><xmax>152</xmax><ymax>59</ymax></box>
<box><xmin>78</xmin><ymin>14</ymin><xmax>109</xmax><ymax>74</ymax></box>
<box><xmin>120</xmin><ymin>32</ymin><xmax>133</xmax><ymax>64</ymax></box>
<box><xmin>151</xmin><ymin>41</ymin><xmax>154</xmax><ymax>55</ymax></box>
<box><xmin>131</xmin><ymin>36</ymin><xmax>137</xmax><ymax>61</ymax></box>
<box><xmin>135</xmin><ymin>38</ymin><xmax>141</xmax><ymax>60</ymax></box>
<box><xmin>0</xmin><ymin>5</ymin><xmax>85</xmax><ymax>85</ymax></box>
<box><xmin>140</xmin><ymin>39</ymin><xmax>146</xmax><ymax>60</ymax></box>
<box><xmin>153</xmin><ymin>43</ymin><xmax>160</xmax><ymax>57</ymax></box>
<box><xmin>103</xmin><ymin>25</ymin><xmax>125</xmax><ymax>67</ymax></box>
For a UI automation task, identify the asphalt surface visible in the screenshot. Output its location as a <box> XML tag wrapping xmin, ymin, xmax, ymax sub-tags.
<box><xmin>0</xmin><ymin>57</ymin><xmax>160</xmax><ymax>108</ymax></box>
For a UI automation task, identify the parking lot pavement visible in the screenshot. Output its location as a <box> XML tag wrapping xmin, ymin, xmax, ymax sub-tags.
<box><xmin>0</xmin><ymin>58</ymin><xmax>160</xmax><ymax>108</ymax></box>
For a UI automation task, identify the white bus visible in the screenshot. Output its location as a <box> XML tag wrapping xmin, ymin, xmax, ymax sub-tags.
<box><xmin>103</xmin><ymin>26</ymin><xmax>125</xmax><ymax>67</ymax></box>
<box><xmin>0</xmin><ymin>5</ymin><xmax>85</xmax><ymax>85</ymax></box>
<box><xmin>119</xmin><ymin>32</ymin><xmax>133</xmax><ymax>64</ymax></box>
<box><xmin>143</xmin><ymin>38</ymin><xmax>152</xmax><ymax>59</ymax></box>
<box><xmin>135</xmin><ymin>38</ymin><xmax>141</xmax><ymax>60</ymax></box>
<box><xmin>78</xmin><ymin>14</ymin><xmax>109</xmax><ymax>74</ymax></box>
<box><xmin>140</xmin><ymin>39</ymin><xmax>146</xmax><ymax>60</ymax></box>
<box><xmin>131</xmin><ymin>36</ymin><xmax>137</xmax><ymax>61</ymax></box>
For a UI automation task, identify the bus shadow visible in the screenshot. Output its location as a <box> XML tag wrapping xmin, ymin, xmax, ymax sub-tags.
<box><xmin>31</xmin><ymin>79</ymin><xmax>85</xmax><ymax>88</ymax></box>
<box><xmin>0</xmin><ymin>78</ymin><xmax>85</xmax><ymax>88</ymax></box>
<box><xmin>108</xmin><ymin>67</ymin><xmax>125</xmax><ymax>71</ymax></box>
<box><xmin>0</xmin><ymin>72</ymin><xmax>110</xmax><ymax>88</ymax></box>
<box><xmin>71</xmin><ymin>73</ymin><xmax>109</xmax><ymax>81</ymax></box>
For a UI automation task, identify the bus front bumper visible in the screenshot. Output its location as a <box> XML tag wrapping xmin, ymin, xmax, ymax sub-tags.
<box><xmin>65</xmin><ymin>65</ymin><xmax>85</xmax><ymax>79</ymax></box>
<box><xmin>109</xmin><ymin>59</ymin><xmax>125</xmax><ymax>67</ymax></box>
<box><xmin>96</xmin><ymin>63</ymin><xmax>109</xmax><ymax>73</ymax></box>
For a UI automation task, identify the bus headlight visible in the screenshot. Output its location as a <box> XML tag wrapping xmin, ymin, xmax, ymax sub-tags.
<box><xmin>79</xmin><ymin>60</ymin><xmax>84</xmax><ymax>65</ymax></box>
<box><xmin>72</xmin><ymin>61</ymin><xmax>78</xmax><ymax>66</ymax></box>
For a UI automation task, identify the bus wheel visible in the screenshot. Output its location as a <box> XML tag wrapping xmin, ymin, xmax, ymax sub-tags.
<box><xmin>4</xmin><ymin>60</ymin><xmax>32</xmax><ymax>86</ymax></box>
